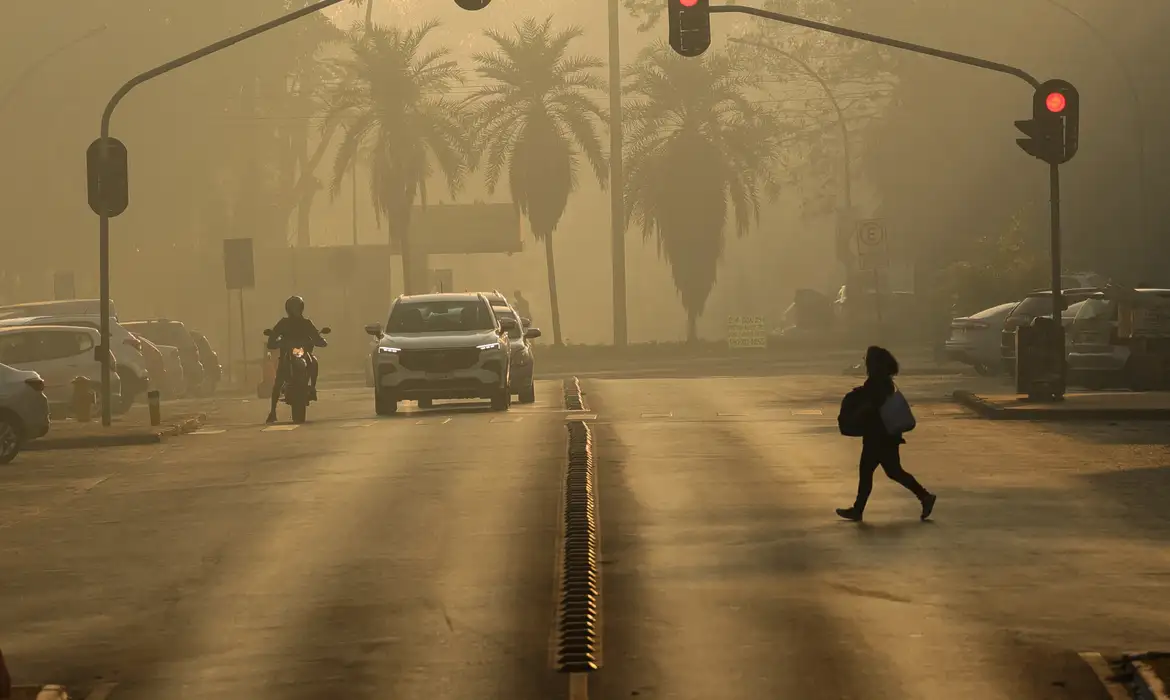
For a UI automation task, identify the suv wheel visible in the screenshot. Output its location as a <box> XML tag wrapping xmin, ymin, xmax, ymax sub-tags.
<box><xmin>375</xmin><ymin>389</ymin><xmax>398</xmax><ymax>416</ymax></box>
<box><xmin>0</xmin><ymin>414</ymin><xmax>22</xmax><ymax>465</ymax></box>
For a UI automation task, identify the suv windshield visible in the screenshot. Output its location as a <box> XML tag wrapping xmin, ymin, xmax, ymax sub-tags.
<box><xmin>122</xmin><ymin>321</ymin><xmax>194</xmax><ymax>350</ymax></box>
<box><xmin>387</xmin><ymin>299</ymin><xmax>494</xmax><ymax>333</ymax></box>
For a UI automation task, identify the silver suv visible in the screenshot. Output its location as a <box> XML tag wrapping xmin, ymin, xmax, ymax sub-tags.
<box><xmin>365</xmin><ymin>293</ymin><xmax>511</xmax><ymax>415</ymax></box>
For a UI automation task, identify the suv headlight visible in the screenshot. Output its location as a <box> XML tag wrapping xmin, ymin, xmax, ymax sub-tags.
<box><xmin>477</xmin><ymin>342</ymin><xmax>501</xmax><ymax>351</ymax></box>
<box><xmin>378</xmin><ymin>347</ymin><xmax>401</xmax><ymax>354</ymax></box>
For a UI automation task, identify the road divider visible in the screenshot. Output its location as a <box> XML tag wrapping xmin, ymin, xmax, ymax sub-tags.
<box><xmin>1080</xmin><ymin>651</ymin><xmax>1170</xmax><ymax>699</ymax></box>
<box><xmin>563</xmin><ymin>377</ymin><xmax>586</xmax><ymax>411</ymax></box>
<box><xmin>553</xmin><ymin>418</ymin><xmax>601</xmax><ymax>695</ymax></box>
<box><xmin>25</xmin><ymin>414</ymin><xmax>206</xmax><ymax>451</ymax></box>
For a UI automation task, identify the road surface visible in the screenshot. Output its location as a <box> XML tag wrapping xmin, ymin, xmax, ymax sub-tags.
<box><xmin>1</xmin><ymin>374</ymin><xmax>1168</xmax><ymax>699</ymax></box>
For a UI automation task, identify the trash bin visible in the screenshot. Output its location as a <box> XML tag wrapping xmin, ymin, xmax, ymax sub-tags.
<box><xmin>1016</xmin><ymin>316</ymin><xmax>1066</xmax><ymax>400</ymax></box>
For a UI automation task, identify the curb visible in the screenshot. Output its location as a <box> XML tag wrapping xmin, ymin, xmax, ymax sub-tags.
<box><xmin>952</xmin><ymin>390</ymin><xmax>1170</xmax><ymax>421</ymax></box>
<box><xmin>25</xmin><ymin>413</ymin><xmax>208</xmax><ymax>451</ymax></box>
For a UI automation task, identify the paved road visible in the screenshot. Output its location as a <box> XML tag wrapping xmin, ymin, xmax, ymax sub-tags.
<box><xmin>2</xmin><ymin>373</ymin><xmax>1169</xmax><ymax>699</ymax></box>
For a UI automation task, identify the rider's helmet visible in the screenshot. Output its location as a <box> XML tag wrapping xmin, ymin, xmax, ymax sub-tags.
<box><xmin>285</xmin><ymin>295</ymin><xmax>305</xmax><ymax>317</ymax></box>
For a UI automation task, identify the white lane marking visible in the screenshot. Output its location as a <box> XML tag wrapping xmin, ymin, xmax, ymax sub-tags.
<box><xmin>490</xmin><ymin>416</ymin><xmax>524</xmax><ymax>423</ymax></box>
<box><xmin>567</xmin><ymin>413</ymin><xmax>597</xmax><ymax>421</ymax></box>
<box><xmin>1077</xmin><ymin>653</ymin><xmax>1133</xmax><ymax>700</ymax></box>
<box><xmin>414</xmin><ymin>417</ymin><xmax>453</xmax><ymax>425</ymax></box>
<box><xmin>190</xmin><ymin>429</ymin><xmax>227</xmax><ymax>435</ymax></box>
<box><xmin>340</xmin><ymin>421</ymin><xmax>374</xmax><ymax>428</ymax></box>
<box><xmin>261</xmin><ymin>425</ymin><xmax>300</xmax><ymax>432</ymax></box>
<box><xmin>568</xmin><ymin>673</ymin><xmax>589</xmax><ymax>700</ymax></box>
<box><xmin>792</xmin><ymin>409</ymin><xmax>824</xmax><ymax>416</ymax></box>
<box><xmin>640</xmin><ymin>412</ymin><xmax>672</xmax><ymax>418</ymax></box>
<box><xmin>717</xmin><ymin>412</ymin><xmax>747</xmax><ymax>417</ymax></box>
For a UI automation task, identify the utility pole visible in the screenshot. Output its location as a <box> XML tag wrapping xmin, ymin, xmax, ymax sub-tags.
<box><xmin>609</xmin><ymin>0</ymin><xmax>628</xmax><ymax>346</ymax></box>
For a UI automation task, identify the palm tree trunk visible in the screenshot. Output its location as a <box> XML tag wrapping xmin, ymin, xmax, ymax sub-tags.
<box><xmin>543</xmin><ymin>234</ymin><xmax>563</xmax><ymax>346</ymax></box>
<box><xmin>398</xmin><ymin>226</ymin><xmax>415</xmax><ymax>295</ymax></box>
<box><xmin>364</xmin><ymin>0</ymin><xmax>374</xmax><ymax>29</ymax></box>
<box><xmin>686</xmin><ymin>312</ymin><xmax>698</xmax><ymax>343</ymax></box>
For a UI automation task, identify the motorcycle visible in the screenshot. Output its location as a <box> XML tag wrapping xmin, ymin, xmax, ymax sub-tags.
<box><xmin>262</xmin><ymin>326</ymin><xmax>331</xmax><ymax>424</ymax></box>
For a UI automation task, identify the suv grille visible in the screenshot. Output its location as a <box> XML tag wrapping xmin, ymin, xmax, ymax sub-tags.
<box><xmin>398</xmin><ymin>348</ymin><xmax>480</xmax><ymax>372</ymax></box>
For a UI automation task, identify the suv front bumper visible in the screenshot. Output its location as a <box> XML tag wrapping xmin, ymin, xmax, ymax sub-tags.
<box><xmin>374</xmin><ymin>348</ymin><xmax>508</xmax><ymax>400</ymax></box>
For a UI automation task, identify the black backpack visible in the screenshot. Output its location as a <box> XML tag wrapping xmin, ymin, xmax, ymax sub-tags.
<box><xmin>837</xmin><ymin>386</ymin><xmax>870</xmax><ymax>437</ymax></box>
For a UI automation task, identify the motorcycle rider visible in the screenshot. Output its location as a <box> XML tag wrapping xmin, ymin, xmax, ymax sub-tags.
<box><xmin>266</xmin><ymin>295</ymin><xmax>325</xmax><ymax>423</ymax></box>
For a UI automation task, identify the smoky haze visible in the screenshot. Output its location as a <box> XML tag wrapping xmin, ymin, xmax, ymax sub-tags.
<box><xmin>1</xmin><ymin>0</ymin><xmax>1167</xmax><ymax>357</ymax></box>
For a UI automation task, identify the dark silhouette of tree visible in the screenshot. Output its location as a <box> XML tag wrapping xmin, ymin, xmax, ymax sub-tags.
<box><xmin>464</xmin><ymin>17</ymin><xmax>609</xmax><ymax>347</ymax></box>
<box><xmin>623</xmin><ymin>44</ymin><xmax>784</xmax><ymax>341</ymax></box>
<box><xmin>324</xmin><ymin>22</ymin><xmax>468</xmax><ymax>294</ymax></box>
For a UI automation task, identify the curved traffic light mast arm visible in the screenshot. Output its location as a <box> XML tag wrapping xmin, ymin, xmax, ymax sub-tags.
<box><xmin>100</xmin><ymin>0</ymin><xmax>346</xmax><ymax>139</ymax></box>
<box><xmin>711</xmin><ymin>5</ymin><xmax>1041</xmax><ymax>90</ymax></box>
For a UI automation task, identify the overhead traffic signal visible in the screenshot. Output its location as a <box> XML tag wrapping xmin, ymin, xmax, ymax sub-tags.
<box><xmin>668</xmin><ymin>0</ymin><xmax>711</xmax><ymax>57</ymax></box>
<box><xmin>86</xmin><ymin>136</ymin><xmax>129</xmax><ymax>217</ymax></box>
<box><xmin>1015</xmin><ymin>78</ymin><xmax>1079</xmax><ymax>165</ymax></box>
<box><xmin>454</xmin><ymin>0</ymin><xmax>490</xmax><ymax>9</ymax></box>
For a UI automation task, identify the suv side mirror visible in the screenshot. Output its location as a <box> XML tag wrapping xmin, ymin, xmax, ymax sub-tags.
<box><xmin>524</xmin><ymin>327</ymin><xmax>542</xmax><ymax>340</ymax></box>
<box><xmin>499</xmin><ymin>317</ymin><xmax>517</xmax><ymax>331</ymax></box>
<box><xmin>262</xmin><ymin>329</ymin><xmax>272</xmax><ymax>336</ymax></box>
<box><xmin>364</xmin><ymin>323</ymin><xmax>382</xmax><ymax>337</ymax></box>
<box><xmin>320</xmin><ymin>327</ymin><xmax>332</xmax><ymax>335</ymax></box>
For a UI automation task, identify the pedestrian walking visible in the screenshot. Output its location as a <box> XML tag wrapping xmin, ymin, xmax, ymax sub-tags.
<box><xmin>835</xmin><ymin>345</ymin><xmax>936</xmax><ymax>522</ymax></box>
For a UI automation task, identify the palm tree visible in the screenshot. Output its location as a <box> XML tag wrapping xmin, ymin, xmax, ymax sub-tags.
<box><xmin>623</xmin><ymin>44</ymin><xmax>785</xmax><ymax>342</ymax></box>
<box><xmin>464</xmin><ymin>17</ymin><xmax>609</xmax><ymax>347</ymax></box>
<box><xmin>323</xmin><ymin>22</ymin><xmax>468</xmax><ymax>294</ymax></box>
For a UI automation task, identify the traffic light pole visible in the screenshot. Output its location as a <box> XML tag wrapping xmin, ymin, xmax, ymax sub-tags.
<box><xmin>710</xmin><ymin>4</ymin><xmax>1072</xmax><ymax>386</ymax></box>
<box><xmin>93</xmin><ymin>0</ymin><xmax>347</xmax><ymax>425</ymax></box>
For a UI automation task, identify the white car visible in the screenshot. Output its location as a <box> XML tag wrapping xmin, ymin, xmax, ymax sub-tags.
<box><xmin>364</xmin><ymin>293</ymin><xmax>512</xmax><ymax>415</ymax></box>
<box><xmin>0</xmin><ymin>314</ymin><xmax>149</xmax><ymax>411</ymax></box>
<box><xmin>0</xmin><ymin>325</ymin><xmax>120</xmax><ymax>408</ymax></box>
<box><xmin>945</xmin><ymin>301</ymin><xmax>1017</xmax><ymax>375</ymax></box>
<box><xmin>156</xmin><ymin>345</ymin><xmax>187</xmax><ymax>398</ymax></box>
<box><xmin>0</xmin><ymin>298</ymin><xmax>119</xmax><ymax>322</ymax></box>
<box><xmin>0</xmin><ymin>362</ymin><xmax>51</xmax><ymax>464</ymax></box>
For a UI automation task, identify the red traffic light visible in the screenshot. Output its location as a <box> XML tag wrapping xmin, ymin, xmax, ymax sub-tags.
<box><xmin>680</xmin><ymin>0</ymin><xmax>699</xmax><ymax>5</ymax></box>
<box><xmin>1045</xmin><ymin>91</ymin><xmax>1067</xmax><ymax>113</ymax></box>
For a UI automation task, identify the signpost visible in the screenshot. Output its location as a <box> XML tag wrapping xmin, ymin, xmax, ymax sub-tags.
<box><xmin>727</xmin><ymin>316</ymin><xmax>767</xmax><ymax>350</ymax></box>
<box><xmin>223</xmin><ymin>238</ymin><xmax>255</xmax><ymax>386</ymax></box>
<box><xmin>855</xmin><ymin>219</ymin><xmax>888</xmax><ymax>334</ymax></box>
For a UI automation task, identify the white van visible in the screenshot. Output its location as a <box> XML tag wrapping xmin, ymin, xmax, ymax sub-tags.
<box><xmin>0</xmin><ymin>299</ymin><xmax>118</xmax><ymax>322</ymax></box>
<box><xmin>0</xmin><ymin>326</ymin><xmax>120</xmax><ymax>406</ymax></box>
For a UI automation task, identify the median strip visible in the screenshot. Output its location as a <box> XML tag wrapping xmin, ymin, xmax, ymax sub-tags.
<box><xmin>563</xmin><ymin>377</ymin><xmax>586</xmax><ymax>411</ymax></box>
<box><xmin>554</xmin><ymin>418</ymin><xmax>601</xmax><ymax>690</ymax></box>
<box><xmin>25</xmin><ymin>414</ymin><xmax>206</xmax><ymax>451</ymax></box>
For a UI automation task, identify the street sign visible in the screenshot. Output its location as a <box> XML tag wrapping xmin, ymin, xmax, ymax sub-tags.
<box><xmin>86</xmin><ymin>137</ymin><xmax>129</xmax><ymax>217</ymax></box>
<box><xmin>727</xmin><ymin>316</ymin><xmax>766</xmax><ymax>349</ymax></box>
<box><xmin>855</xmin><ymin>218</ymin><xmax>889</xmax><ymax>271</ymax></box>
<box><xmin>223</xmin><ymin>238</ymin><xmax>255</xmax><ymax>290</ymax></box>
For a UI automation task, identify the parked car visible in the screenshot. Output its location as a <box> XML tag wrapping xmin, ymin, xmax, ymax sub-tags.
<box><xmin>0</xmin><ymin>362</ymin><xmax>50</xmax><ymax>464</ymax></box>
<box><xmin>945</xmin><ymin>301</ymin><xmax>1017</xmax><ymax>375</ymax></box>
<box><xmin>0</xmin><ymin>325</ymin><xmax>120</xmax><ymax>408</ymax></box>
<box><xmin>155</xmin><ymin>345</ymin><xmax>187</xmax><ymax>399</ymax></box>
<box><xmin>1067</xmin><ymin>288</ymin><xmax>1170</xmax><ymax>390</ymax></box>
<box><xmin>0</xmin><ymin>314</ymin><xmax>150</xmax><ymax>412</ymax></box>
<box><xmin>133</xmin><ymin>334</ymin><xmax>167</xmax><ymax>393</ymax></box>
<box><xmin>490</xmin><ymin>303</ymin><xmax>541</xmax><ymax>403</ymax></box>
<box><xmin>999</xmin><ymin>288</ymin><xmax>1101</xmax><ymax>375</ymax></box>
<box><xmin>190</xmin><ymin>331</ymin><xmax>222</xmax><ymax>395</ymax></box>
<box><xmin>0</xmin><ymin>299</ymin><xmax>118</xmax><ymax>322</ymax></box>
<box><xmin>121</xmin><ymin>320</ymin><xmax>204</xmax><ymax>396</ymax></box>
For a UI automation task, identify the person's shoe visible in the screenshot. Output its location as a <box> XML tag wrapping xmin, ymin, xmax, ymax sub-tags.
<box><xmin>920</xmin><ymin>493</ymin><xmax>937</xmax><ymax>521</ymax></box>
<box><xmin>309</xmin><ymin>387</ymin><xmax>318</xmax><ymax>401</ymax></box>
<box><xmin>266</xmin><ymin>411</ymin><xmax>278</xmax><ymax>424</ymax></box>
<box><xmin>835</xmin><ymin>507</ymin><xmax>863</xmax><ymax>522</ymax></box>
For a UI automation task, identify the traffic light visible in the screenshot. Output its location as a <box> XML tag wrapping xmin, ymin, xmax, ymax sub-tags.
<box><xmin>454</xmin><ymin>0</ymin><xmax>490</xmax><ymax>9</ymax></box>
<box><xmin>1015</xmin><ymin>78</ymin><xmax>1079</xmax><ymax>165</ymax></box>
<box><xmin>668</xmin><ymin>0</ymin><xmax>711</xmax><ymax>57</ymax></box>
<box><xmin>86</xmin><ymin>136</ymin><xmax>129</xmax><ymax>217</ymax></box>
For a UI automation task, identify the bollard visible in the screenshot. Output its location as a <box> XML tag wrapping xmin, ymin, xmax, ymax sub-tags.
<box><xmin>147</xmin><ymin>390</ymin><xmax>161</xmax><ymax>427</ymax></box>
<box><xmin>71</xmin><ymin>377</ymin><xmax>95</xmax><ymax>422</ymax></box>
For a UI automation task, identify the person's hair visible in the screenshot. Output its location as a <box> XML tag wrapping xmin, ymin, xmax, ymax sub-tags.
<box><xmin>865</xmin><ymin>345</ymin><xmax>899</xmax><ymax>377</ymax></box>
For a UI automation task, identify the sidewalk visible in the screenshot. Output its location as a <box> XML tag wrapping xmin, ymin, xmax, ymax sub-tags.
<box><xmin>24</xmin><ymin>409</ymin><xmax>206</xmax><ymax>451</ymax></box>
<box><xmin>953</xmin><ymin>388</ymin><xmax>1170</xmax><ymax>420</ymax></box>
